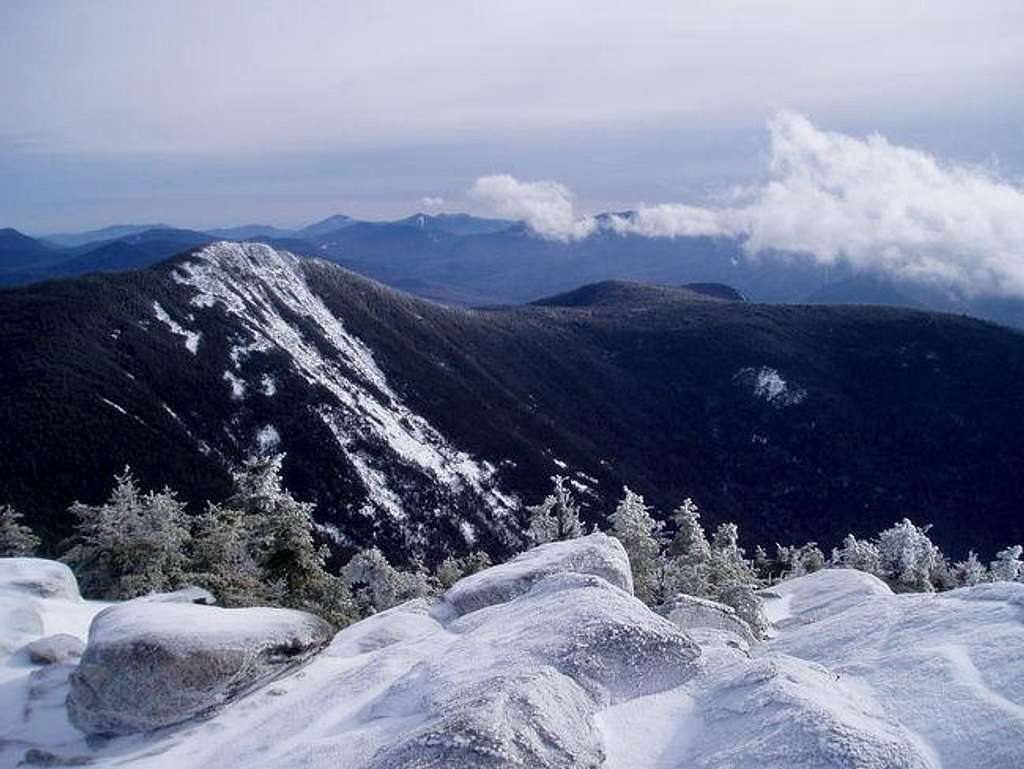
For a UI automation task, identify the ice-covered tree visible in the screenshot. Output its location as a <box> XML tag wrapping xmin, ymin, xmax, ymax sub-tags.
<box><xmin>227</xmin><ymin>454</ymin><xmax>355</xmax><ymax>625</ymax></box>
<box><xmin>875</xmin><ymin>518</ymin><xmax>943</xmax><ymax>592</ymax></box>
<box><xmin>0</xmin><ymin>504</ymin><xmax>40</xmax><ymax>557</ymax></box>
<box><xmin>954</xmin><ymin>551</ymin><xmax>988</xmax><ymax>587</ymax></box>
<box><xmin>709</xmin><ymin>522</ymin><xmax>756</xmax><ymax>590</ymax></box>
<box><xmin>526</xmin><ymin>475</ymin><xmax>583</xmax><ymax>545</ymax></box>
<box><xmin>990</xmin><ymin>545</ymin><xmax>1023</xmax><ymax>582</ymax></box>
<box><xmin>436</xmin><ymin>550</ymin><xmax>493</xmax><ymax>589</ymax></box>
<box><xmin>662</xmin><ymin>498</ymin><xmax>713</xmax><ymax>598</ymax></box>
<box><xmin>607</xmin><ymin>486</ymin><xmax>663</xmax><ymax>605</ymax></box>
<box><xmin>189</xmin><ymin>502</ymin><xmax>274</xmax><ymax>607</ymax></box>
<box><xmin>61</xmin><ymin>468</ymin><xmax>191</xmax><ymax>599</ymax></box>
<box><xmin>343</xmin><ymin>547</ymin><xmax>413</xmax><ymax>614</ymax></box>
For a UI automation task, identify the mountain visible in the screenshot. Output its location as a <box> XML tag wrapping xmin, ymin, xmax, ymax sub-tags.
<box><xmin>205</xmin><ymin>224</ymin><xmax>296</xmax><ymax>240</ymax></box>
<box><xmin>43</xmin><ymin>223</ymin><xmax>171</xmax><ymax>248</ymax></box>
<box><xmin>0</xmin><ymin>227</ymin><xmax>215</xmax><ymax>285</ymax></box>
<box><xmin>394</xmin><ymin>212</ymin><xmax>515</xmax><ymax>236</ymax></box>
<box><xmin>0</xmin><ymin>228</ymin><xmax>58</xmax><ymax>271</ymax></box>
<box><xmin>299</xmin><ymin>214</ymin><xmax>355</xmax><ymax>238</ymax></box>
<box><xmin>2</xmin><ymin>241</ymin><xmax>1023</xmax><ymax>563</ymax></box>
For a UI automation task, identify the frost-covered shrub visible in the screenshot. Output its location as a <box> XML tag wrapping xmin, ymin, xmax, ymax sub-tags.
<box><xmin>526</xmin><ymin>475</ymin><xmax>583</xmax><ymax>545</ymax></box>
<box><xmin>831</xmin><ymin>534</ymin><xmax>882</xmax><ymax>575</ymax></box>
<box><xmin>990</xmin><ymin>545</ymin><xmax>1023</xmax><ymax>583</ymax></box>
<box><xmin>342</xmin><ymin>547</ymin><xmax>439</xmax><ymax>615</ymax></box>
<box><xmin>719</xmin><ymin>583</ymin><xmax>769</xmax><ymax>640</ymax></box>
<box><xmin>61</xmin><ymin>468</ymin><xmax>191</xmax><ymax>599</ymax></box>
<box><xmin>0</xmin><ymin>504</ymin><xmax>40</xmax><ymax>557</ymax></box>
<box><xmin>954</xmin><ymin>551</ymin><xmax>988</xmax><ymax>586</ymax></box>
<box><xmin>437</xmin><ymin>550</ymin><xmax>493</xmax><ymax>589</ymax></box>
<box><xmin>607</xmin><ymin>486</ymin><xmax>663</xmax><ymax>605</ymax></box>
<box><xmin>875</xmin><ymin>519</ymin><xmax>944</xmax><ymax>593</ymax></box>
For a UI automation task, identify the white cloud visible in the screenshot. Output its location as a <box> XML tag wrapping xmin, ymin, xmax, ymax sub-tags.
<box><xmin>473</xmin><ymin>113</ymin><xmax>1024</xmax><ymax>297</ymax></box>
<box><xmin>420</xmin><ymin>196</ymin><xmax>445</xmax><ymax>210</ymax></box>
<box><xmin>469</xmin><ymin>174</ymin><xmax>596</xmax><ymax>241</ymax></box>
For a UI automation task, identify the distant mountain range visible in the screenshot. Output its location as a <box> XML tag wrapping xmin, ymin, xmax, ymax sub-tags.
<box><xmin>3</xmin><ymin>241</ymin><xmax>1023</xmax><ymax>564</ymax></box>
<box><xmin>5</xmin><ymin>213</ymin><xmax>1024</xmax><ymax>329</ymax></box>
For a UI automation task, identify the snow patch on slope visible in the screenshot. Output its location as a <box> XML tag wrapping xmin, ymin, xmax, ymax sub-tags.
<box><xmin>152</xmin><ymin>301</ymin><xmax>201</xmax><ymax>355</ymax></box>
<box><xmin>735</xmin><ymin>365</ymin><xmax>807</xmax><ymax>407</ymax></box>
<box><xmin>171</xmin><ymin>242</ymin><xmax>514</xmax><ymax>520</ymax></box>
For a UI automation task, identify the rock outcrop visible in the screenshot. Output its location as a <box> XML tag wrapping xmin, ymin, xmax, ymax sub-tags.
<box><xmin>67</xmin><ymin>601</ymin><xmax>333</xmax><ymax>735</ymax></box>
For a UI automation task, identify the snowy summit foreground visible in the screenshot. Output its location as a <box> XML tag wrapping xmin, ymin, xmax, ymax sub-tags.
<box><xmin>2</xmin><ymin>537</ymin><xmax>1024</xmax><ymax>768</ymax></box>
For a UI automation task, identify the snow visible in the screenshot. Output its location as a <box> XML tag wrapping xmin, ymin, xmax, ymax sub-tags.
<box><xmin>172</xmin><ymin>242</ymin><xmax>515</xmax><ymax>522</ymax></box>
<box><xmin>260</xmin><ymin>373</ymin><xmax>277</xmax><ymax>396</ymax></box>
<box><xmin>3</xmin><ymin>557</ymin><xmax>1024</xmax><ymax>768</ymax></box>
<box><xmin>735</xmin><ymin>365</ymin><xmax>807</xmax><ymax>407</ymax></box>
<box><xmin>99</xmin><ymin>396</ymin><xmax>128</xmax><ymax>415</ymax></box>
<box><xmin>256</xmin><ymin>424</ymin><xmax>281</xmax><ymax>453</ymax></box>
<box><xmin>223</xmin><ymin>369</ymin><xmax>246</xmax><ymax>400</ymax></box>
<box><xmin>152</xmin><ymin>301</ymin><xmax>201</xmax><ymax>354</ymax></box>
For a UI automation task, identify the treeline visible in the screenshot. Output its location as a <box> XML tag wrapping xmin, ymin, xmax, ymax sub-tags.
<box><xmin>2</xmin><ymin>465</ymin><xmax>1022</xmax><ymax>635</ymax></box>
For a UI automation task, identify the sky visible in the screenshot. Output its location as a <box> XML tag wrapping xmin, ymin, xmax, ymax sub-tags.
<box><xmin>1</xmin><ymin>0</ymin><xmax>1023</xmax><ymax>236</ymax></box>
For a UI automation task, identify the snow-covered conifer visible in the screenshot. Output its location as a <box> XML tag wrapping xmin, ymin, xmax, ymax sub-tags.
<box><xmin>61</xmin><ymin>468</ymin><xmax>191</xmax><ymax>599</ymax></box>
<box><xmin>342</xmin><ymin>547</ymin><xmax>409</xmax><ymax>614</ymax></box>
<box><xmin>0</xmin><ymin>504</ymin><xmax>40</xmax><ymax>557</ymax></box>
<box><xmin>526</xmin><ymin>475</ymin><xmax>582</xmax><ymax>544</ymax></box>
<box><xmin>662</xmin><ymin>499</ymin><xmax>714</xmax><ymax>599</ymax></box>
<box><xmin>709</xmin><ymin>522</ymin><xmax>756</xmax><ymax>590</ymax></box>
<box><xmin>228</xmin><ymin>454</ymin><xmax>355</xmax><ymax>625</ymax></box>
<box><xmin>607</xmin><ymin>486</ymin><xmax>663</xmax><ymax>605</ymax></box>
<box><xmin>189</xmin><ymin>503</ymin><xmax>273</xmax><ymax>607</ymax></box>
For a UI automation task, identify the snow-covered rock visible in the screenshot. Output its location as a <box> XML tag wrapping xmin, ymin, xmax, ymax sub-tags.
<box><xmin>0</xmin><ymin>558</ymin><xmax>80</xmax><ymax>601</ymax></box>
<box><xmin>23</xmin><ymin>634</ymin><xmax>85</xmax><ymax>665</ymax></box>
<box><xmin>663</xmin><ymin>593</ymin><xmax>757</xmax><ymax>644</ymax></box>
<box><xmin>3</xmin><ymin>556</ymin><xmax>1024</xmax><ymax>769</ymax></box>
<box><xmin>442</xmin><ymin>531</ymin><xmax>633</xmax><ymax>616</ymax></box>
<box><xmin>66</xmin><ymin>602</ymin><xmax>334</xmax><ymax>735</ymax></box>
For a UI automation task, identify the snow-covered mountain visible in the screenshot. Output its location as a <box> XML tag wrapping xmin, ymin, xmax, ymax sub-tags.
<box><xmin>3</xmin><ymin>541</ymin><xmax>1023</xmax><ymax>768</ymax></box>
<box><xmin>3</xmin><ymin>242</ymin><xmax>1024</xmax><ymax>561</ymax></box>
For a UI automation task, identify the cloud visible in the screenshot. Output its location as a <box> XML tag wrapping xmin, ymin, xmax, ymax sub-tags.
<box><xmin>472</xmin><ymin>112</ymin><xmax>1024</xmax><ymax>297</ymax></box>
<box><xmin>420</xmin><ymin>196</ymin><xmax>445</xmax><ymax>210</ymax></box>
<box><xmin>469</xmin><ymin>174</ymin><xmax>596</xmax><ymax>241</ymax></box>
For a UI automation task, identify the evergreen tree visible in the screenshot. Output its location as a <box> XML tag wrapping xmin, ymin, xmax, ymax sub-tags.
<box><xmin>0</xmin><ymin>504</ymin><xmax>40</xmax><ymax>557</ymax></box>
<box><xmin>189</xmin><ymin>502</ymin><xmax>274</xmax><ymax>607</ymax></box>
<box><xmin>990</xmin><ymin>545</ymin><xmax>1023</xmax><ymax>582</ymax></box>
<box><xmin>227</xmin><ymin>454</ymin><xmax>355</xmax><ymax>626</ymax></box>
<box><xmin>61</xmin><ymin>468</ymin><xmax>191</xmax><ymax>599</ymax></box>
<box><xmin>607</xmin><ymin>486</ymin><xmax>663</xmax><ymax>605</ymax></box>
<box><xmin>526</xmin><ymin>475</ymin><xmax>583</xmax><ymax>545</ymax></box>
<box><xmin>662</xmin><ymin>499</ymin><xmax>714</xmax><ymax>599</ymax></box>
<box><xmin>709</xmin><ymin>522</ymin><xmax>756</xmax><ymax>590</ymax></box>
<box><xmin>343</xmin><ymin>547</ymin><xmax>410</xmax><ymax>614</ymax></box>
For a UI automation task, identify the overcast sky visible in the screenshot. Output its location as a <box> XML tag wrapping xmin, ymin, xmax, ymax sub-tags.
<box><xmin>2</xmin><ymin>0</ymin><xmax>1022</xmax><ymax>233</ymax></box>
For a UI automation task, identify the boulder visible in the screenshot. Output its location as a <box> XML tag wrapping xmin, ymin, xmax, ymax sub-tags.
<box><xmin>360</xmin><ymin>571</ymin><xmax>700</xmax><ymax>768</ymax></box>
<box><xmin>664</xmin><ymin>593</ymin><xmax>758</xmax><ymax>644</ymax></box>
<box><xmin>25</xmin><ymin>633</ymin><xmax>85</xmax><ymax>665</ymax></box>
<box><xmin>0</xmin><ymin>558</ymin><xmax>80</xmax><ymax>601</ymax></box>
<box><xmin>66</xmin><ymin>601</ymin><xmax>333</xmax><ymax>735</ymax></box>
<box><xmin>442</xmin><ymin>532</ymin><xmax>633</xmax><ymax>616</ymax></box>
